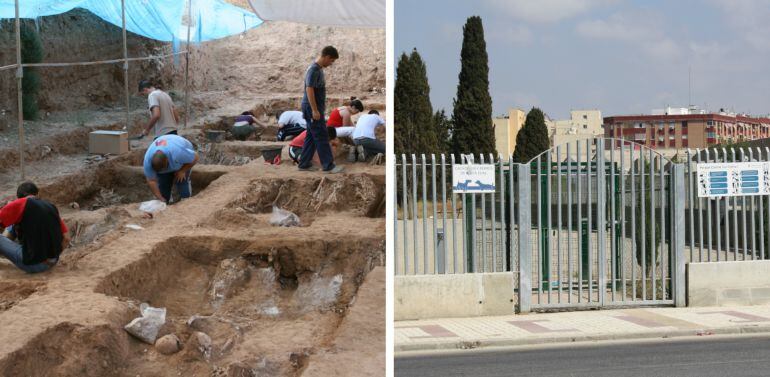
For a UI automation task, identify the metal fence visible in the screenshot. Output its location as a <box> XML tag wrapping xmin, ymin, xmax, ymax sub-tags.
<box><xmin>686</xmin><ymin>147</ymin><xmax>770</xmax><ymax>263</ymax></box>
<box><xmin>394</xmin><ymin>154</ymin><xmax>518</xmax><ymax>275</ymax></box>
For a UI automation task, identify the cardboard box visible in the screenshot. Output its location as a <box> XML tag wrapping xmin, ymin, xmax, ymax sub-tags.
<box><xmin>89</xmin><ymin>130</ymin><xmax>129</xmax><ymax>155</ymax></box>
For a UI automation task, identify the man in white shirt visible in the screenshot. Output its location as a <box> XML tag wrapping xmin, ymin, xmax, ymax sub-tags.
<box><xmin>139</xmin><ymin>80</ymin><xmax>179</xmax><ymax>139</ymax></box>
<box><xmin>352</xmin><ymin>110</ymin><xmax>385</xmax><ymax>161</ymax></box>
<box><xmin>276</xmin><ymin>110</ymin><xmax>307</xmax><ymax>141</ymax></box>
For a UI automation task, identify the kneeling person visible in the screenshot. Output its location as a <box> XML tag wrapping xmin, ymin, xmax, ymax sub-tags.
<box><xmin>289</xmin><ymin>127</ymin><xmax>337</xmax><ymax>164</ymax></box>
<box><xmin>352</xmin><ymin>110</ymin><xmax>386</xmax><ymax>161</ymax></box>
<box><xmin>0</xmin><ymin>182</ymin><xmax>69</xmax><ymax>273</ymax></box>
<box><xmin>143</xmin><ymin>134</ymin><xmax>199</xmax><ymax>203</ymax></box>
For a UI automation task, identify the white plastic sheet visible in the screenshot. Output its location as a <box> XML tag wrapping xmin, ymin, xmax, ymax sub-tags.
<box><xmin>248</xmin><ymin>0</ymin><xmax>384</xmax><ymax>28</ymax></box>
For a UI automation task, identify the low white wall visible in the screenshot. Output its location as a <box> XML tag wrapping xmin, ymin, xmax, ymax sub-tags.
<box><xmin>688</xmin><ymin>260</ymin><xmax>770</xmax><ymax>306</ymax></box>
<box><xmin>395</xmin><ymin>272</ymin><xmax>515</xmax><ymax>320</ymax></box>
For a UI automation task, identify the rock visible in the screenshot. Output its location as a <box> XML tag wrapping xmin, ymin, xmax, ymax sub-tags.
<box><xmin>155</xmin><ymin>334</ymin><xmax>182</xmax><ymax>355</ymax></box>
<box><xmin>184</xmin><ymin>331</ymin><xmax>212</xmax><ymax>360</ymax></box>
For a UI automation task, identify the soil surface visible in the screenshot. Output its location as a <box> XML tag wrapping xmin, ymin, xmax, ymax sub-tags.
<box><xmin>0</xmin><ymin>12</ymin><xmax>385</xmax><ymax>377</ymax></box>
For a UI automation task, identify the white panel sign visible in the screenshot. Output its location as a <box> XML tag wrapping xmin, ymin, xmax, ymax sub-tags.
<box><xmin>696</xmin><ymin>162</ymin><xmax>770</xmax><ymax>198</ymax></box>
<box><xmin>452</xmin><ymin>164</ymin><xmax>496</xmax><ymax>193</ymax></box>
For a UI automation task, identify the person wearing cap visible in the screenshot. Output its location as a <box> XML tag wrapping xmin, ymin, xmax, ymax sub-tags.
<box><xmin>138</xmin><ymin>80</ymin><xmax>179</xmax><ymax>139</ymax></box>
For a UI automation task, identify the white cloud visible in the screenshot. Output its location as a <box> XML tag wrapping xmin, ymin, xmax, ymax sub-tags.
<box><xmin>485</xmin><ymin>0</ymin><xmax>617</xmax><ymax>23</ymax></box>
<box><xmin>576</xmin><ymin>11</ymin><xmax>683</xmax><ymax>61</ymax></box>
<box><xmin>708</xmin><ymin>0</ymin><xmax>770</xmax><ymax>51</ymax></box>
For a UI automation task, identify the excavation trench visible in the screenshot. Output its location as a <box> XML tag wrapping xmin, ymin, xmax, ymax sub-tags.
<box><xmin>73</xmin><ymin>235</ymin><xmax>381</xmax><ymax>376</ymax></box>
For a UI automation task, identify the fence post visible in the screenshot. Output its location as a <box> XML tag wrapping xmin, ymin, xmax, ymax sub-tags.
<box><xmin>517</xmin><ymin>164</ymin><xmax>532</xmax><ymax>313</ymax></box>
<box><xmin>596</xmin><ymin>139</ymin><xmax>607</xmax><ymax>305</ymax></box>
<box><xmin>672</xmin><ymin>164</ymin><xmax>686</xmax><ymax>307</ymax></box>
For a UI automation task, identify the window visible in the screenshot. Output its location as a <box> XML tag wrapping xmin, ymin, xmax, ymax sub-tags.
<box><xmin>669</xmin><ymin>135</ymin><xmax>675</xmax><ymax>140</ymax></box>
<box><xmin>707</xmin><ymin>121</ymin><xmax>714</xmax><ymax>126</ymax></box>
<box><xmin>682</xmin><ymin>134</ymin><xmax>688</xmax><ymax>140</ymax></box>
<box><xmin>583</xmin><ymin>125</ymin><xmax>587</xmax><ymax>129</ymax></box>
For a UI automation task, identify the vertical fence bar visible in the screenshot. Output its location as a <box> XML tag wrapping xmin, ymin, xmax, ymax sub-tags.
<box><xmin>490</xmin><ymin>154</ymin><xmax>497</xmax><ymax>272</ymax></box>
<box><xmin>659</xmin><ymin>150</ymin><xmax>666</xmax><ymax>300</ymax></box>
<box><xmin>567</xmin><ymin>143</ymin><xmax>568</xmax><ymax>304</ymax></box>
<box><xmin>619</xmin><ymin>141</ymin><xmax>626</xmax><ymax>301</ymax></box>
<box><xmin>610</xmin><ymin>140</ymin><xmax>617</xmax><ymax>302</ymax></box>
<box><xmin>451</xmin><ymin>155</ymin><xmax>459</xmax><ymax>273</ymax></box>
<box><xmin>687</xmin><ymin>149</ymin><xmax>696</xmax><ymax>262</ymax></box>
<box><xmin>631</xmin><ymin>144</ymin><xmax>637</xmax><ymax>300</ymax></box>
<box><xmin>641</xmin><ymin>149</ymin><xmax>647</xmax><ymax>300</ymax></box>
<box><xmin>704</xmin><ymin>149</ymin><xmax>711</xmax><ymax>262</ymax></box>
<box><xmin>740</xmin><ymin>149</ymin><xmax>747</xmax><ymax>260</ymax></box>
<box><xmin>757</xmin><ymin>148</ymin><xmax>765</xmax><ymax>259</ymax></box>
<box><xmin>499</xmin><ymin>154</ymin><xmax>506</xmax><ymax>271</ymax></box>
<box><xmin>401</xmin><ymin>155</ymin><xmax>408</xmax><ymax>274</ymax></box>
<box><xmin>411</xmin><ymin>154</ymin><xmax>418</xmax><ymax>274</ymax></box>
<box><xmin>546</xmin><ymin>149</ymin><xmax>553</xmax><ymax>303</ymax></box>
<box><xmin>481</xmin><ymin>154</ymin><xmax>487</xmax><ymax>272</ymax></box>
<box><xmin>508</xmin><ymin>154</ymin><xmax>515</xmax><ymax>274</ymax></box>
<box><xmin>716</xmin><ymin>149</ymin><xmax>723</xmax><ymax>261</ymax></box>
<box><xmin>672</xmin><ymin>164</ymin><xmax>686</xmax><ymax>306</ymax></box>
<box><xmin>749</xmin><ymin>148</ymin><xmax>756</xmax><ymax>260</ymax></box>
<box><xmin>537</xmin><ymin>153</ymin><xmax>543</xmax><ymax>304</ymax></box>
<box><xmin>556</xmin><ymin>145</ymin><xmax>562</xmax><ymax>303</ymax></box>
<box><xmin>597</xmin><ymin>139</ymin><xmax>607</xmax><ymax>305</ymax></box>
<box><xmin>422</xmin><ymin>154</ymin><xmax>428</xmax><ymax>273</ymax></box>
<box><xmin>518</xmin><ymin>164</ymin><xmax>532</xmax><ymax>313</ymax></box>
<box><xmin>394</xmin><ymin>157</ymin><xmax>399</xmax><ymax>274</ymax></box>
<box><xmin>431</xmin><ymin>154</ymin><xmax>440</xmax><ymax>273</ymax></box>
<box><xmin>766</xmin><ymin>147</ymin><xmax>770</xmax><ymax>260</ymax></box>
<box><xmin>731</xmin><ymin>148</ymin><xmax>738</xmax><ymax>261</ymax></box>
<box><xmin>586</xmin><ymin>139</ymin><xmax>593</xmax><ymax>303</ymax></box>
<box><xmin>649</xmin><ymin>149</ymin><xmax>656</xmax><ymax>301</ymax></box>
<box><xmin>441</xmin><ymin>155</ymin><xmax>448</xmax><ymax>273</ymax></box>
<box><xmin>577</xmin><ymin>141</ymin><xmax>583</xmax><ymax>303</ymax></box>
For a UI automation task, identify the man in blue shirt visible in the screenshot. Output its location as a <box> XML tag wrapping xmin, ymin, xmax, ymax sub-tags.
<box><xmin>143</xmin><ymin>134</ymin><xmax>199</xmax><ymax>203</ymax></box>
<box><xmin>298</xmin><ymin>46</ymin><xmax>344</xmax><ymax>174</ymax></box>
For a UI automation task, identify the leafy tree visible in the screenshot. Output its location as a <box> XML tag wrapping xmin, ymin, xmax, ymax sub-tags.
<box><xmin>394</xmin><ymin>49</ymin><xmax>439</xmax><ymax>155</ymax></box>
<box><xmin>512</xmin><ymin>107</ymin><xmax>550</xmax><ymax>162</ymax></box>
<box><xmin>20</xmin><ymin>22</ymin><xmax>43</xmax><ymax>120</ymax></box>
<box><xmin>451</xmin><ymin>16</ymin><xmax>495</xmax><ymax>157</ymax></box>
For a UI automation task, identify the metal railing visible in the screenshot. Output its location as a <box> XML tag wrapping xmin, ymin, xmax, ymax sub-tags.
<box><xmin>394</xmin><ymin>154</ymin><xmax>517</xmax><ymax>275</ymax></box>
<box><xmin>685</xmin><ymin>147</ymin><xmax>770</xmax><ymax>263</ymax></box>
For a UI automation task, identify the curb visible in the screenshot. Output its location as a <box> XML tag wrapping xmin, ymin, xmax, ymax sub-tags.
<box><xmin>395</xmin><ymin>324</ymin><xmax>770</xmax><ymax>353</ymax></box>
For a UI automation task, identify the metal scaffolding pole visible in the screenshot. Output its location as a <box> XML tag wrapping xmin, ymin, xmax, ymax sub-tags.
<box><xmin>15</xmin><ymin>0</ymin><xmax>24</xmax><ymax>180</ymax></box>
<box><xmin>122</xmin><ymin>0</ymin><xmax>130</xmax><ymax>130</ymax></box>
<box><xmin>184</xmin><ymin>0</ymin><xmax>192</xmax><ymax>128</ymax></box>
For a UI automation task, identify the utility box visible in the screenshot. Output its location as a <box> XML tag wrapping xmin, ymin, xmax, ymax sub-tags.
<box><xmin>89</xmin><ymin>130</ymin><xmax>128</xmax><ymax>155</ymax></box>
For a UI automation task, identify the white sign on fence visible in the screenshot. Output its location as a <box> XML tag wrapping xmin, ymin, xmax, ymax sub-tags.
<box><xmin>696</xmin><ymin>162</ymin><xmax>770</xmax><ymax>198</ymax></box>
<box><xmin>452</xmin><ymin>164</ymin><xmax>496</xmax><ymax>193</ymax></box>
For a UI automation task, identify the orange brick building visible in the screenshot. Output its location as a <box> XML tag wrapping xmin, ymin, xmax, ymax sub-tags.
<box><xmin>604</xmin><ymin>114</ymin><xmax>770</xmax><ymax>149</ymax></box>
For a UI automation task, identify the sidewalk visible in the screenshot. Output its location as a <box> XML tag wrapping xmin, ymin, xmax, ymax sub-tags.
<box><xmin>395</xmin><ymin>305</ymin><xmax>770</xmax><ymax>353</ymax></box>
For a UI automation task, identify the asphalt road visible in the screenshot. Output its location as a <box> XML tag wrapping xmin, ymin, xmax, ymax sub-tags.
<box><xmin>396</xmin><ymin>335</ymin><xmax>770</xmax><ymax>377</ymax></box>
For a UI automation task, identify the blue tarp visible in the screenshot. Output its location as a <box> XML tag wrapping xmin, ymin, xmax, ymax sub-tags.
<box><xmin>0</xmin><ymin>0</ymin><xmax>262</xmax><ymax>42</ymax></box>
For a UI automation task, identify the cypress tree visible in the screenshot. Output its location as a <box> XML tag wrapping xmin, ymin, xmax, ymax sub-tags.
<box><xmin>394</xmin><ymin>49</ymin><xmax>438</xmax><ymax>155</ymax></box>
<box><xmin>433</xmin><ymin>109</ymin><xmax>452</xmax><ymax>153</ymax></box>
<box><xmin>512</xmin><ymin>107</ymin><xmax>550</xmax><ymax>163</ymax></box>
<box><xmin>20</xmin><ymin>22</ymin><xmax>43</xmax><ymax>120</ymax></box>
<box><xmin>451</xmin><ymin>16</ymin><xmax>495</xmax><ymax>157</ymax></box>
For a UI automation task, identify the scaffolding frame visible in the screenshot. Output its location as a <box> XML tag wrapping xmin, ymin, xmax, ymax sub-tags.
<box><xmin>6</xmin><ymin>0</ymin><xmax>194</xmax><ymax>180</ymax></box>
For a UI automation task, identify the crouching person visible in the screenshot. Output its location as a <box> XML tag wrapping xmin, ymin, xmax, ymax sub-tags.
<box><xmin>0</xmin><ymin>182</ymin><xmax>69</xmax><ymax>273</ymax></box>
<box><xmin>143</xmin><ymin>134</ymin><xmax>199</xmax><ymax>203</ymax></box>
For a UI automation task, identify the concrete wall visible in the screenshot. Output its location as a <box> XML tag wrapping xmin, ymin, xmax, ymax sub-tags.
<box><xmin>395</xmin><ymin>219</ymin><xmax>466</xmax><ymax>275</ymax></box>
<box><xmin>688</xmin><ymin>261</ymin><xmax>770</xmax><ymax>306</ymax></box>
<box><xmin>395</xmin><ymin>272</ymin><xmax>516</xmax><ymax>320</ymax></box>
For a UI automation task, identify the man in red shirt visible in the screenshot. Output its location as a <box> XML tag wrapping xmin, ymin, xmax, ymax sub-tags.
<box><xmin>289</xmin><ymin>127</ymin><xmax>337</xmax><ymax>164</ymax></box>
<box><xmin>0</xmin><ymin>182</ymin><xmax>69</xmax><ymax>273</ymax></box>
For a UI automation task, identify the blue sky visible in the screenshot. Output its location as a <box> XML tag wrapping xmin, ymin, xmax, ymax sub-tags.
<box><xmin>395</xmin><ymin>0</ymin><xmax>770</xmax><ymax>119</ymax></box>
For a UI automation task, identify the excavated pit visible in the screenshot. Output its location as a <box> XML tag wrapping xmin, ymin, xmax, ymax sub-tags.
<box><xmin>197</xmin><ymin>142</ymin><xmax>284</xmax><ymax>166</ymax></box>
<box><xmin>0</xmin><ymin>280</ymin><xmax>46</xmax><ymax>312</ymax></box>
<box><xmin>90</xmin><ymin>235</ymin><xmax>382</xmax><ymax>376</ymax></box>
<box><xmin>42</xmin><ymin>165</ymin><xmax>226</xmax><ymax>211</ymax></box>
